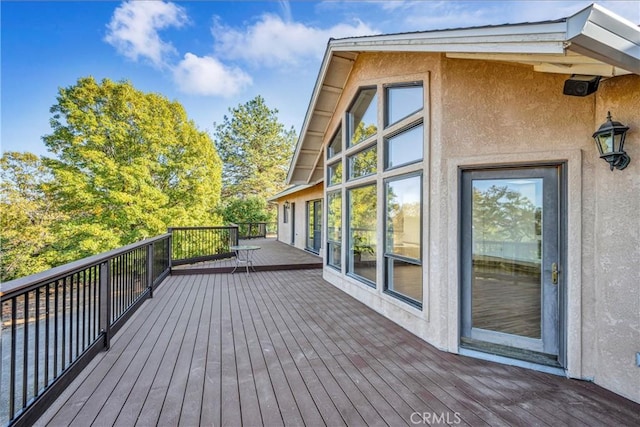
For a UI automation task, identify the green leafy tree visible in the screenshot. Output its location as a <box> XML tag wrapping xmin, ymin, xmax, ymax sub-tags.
<box><xmin>0</xmin><ymin>152</ymin><xmax>64</xmax><ymax>280</ymax></box>
<box><xmin>214</xmin><ymin>96</ymin><xmax>296</xmax><ymax>201</ymax></box>
<box><xmin>42</xmin><ymin>77</ymin><xmax>222</xmax><ymax>262</ymax></box>
<box><xmin>218</xmin><ymin>196</ymin><xmax>270</xmax><ymax>224</ymax></box>
<box><xmin>473</xmin><ymin>185</ymin><xmax>539</xmax><ymax>243</ymax></box>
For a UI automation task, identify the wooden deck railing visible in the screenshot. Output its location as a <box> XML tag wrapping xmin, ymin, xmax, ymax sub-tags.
<box><xmin>169</xmin><ymin>226</ymin><xmax>239</xmax><ymax>266</ymax></box>
<box><xmin>0</xmin><ymin>223</ymin><xmax>266</xmax><ymax>426</ymax></box>
<box><xmin>0</xmin><ymin>234</ymin><xmax>172</xmax><ymax>427</ymax></box>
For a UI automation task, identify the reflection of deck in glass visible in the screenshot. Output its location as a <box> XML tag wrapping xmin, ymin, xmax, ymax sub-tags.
<box><xmin>472</xmin><ymin>256</ymin><xmax>541</xmax><ymax>338</ymax></box>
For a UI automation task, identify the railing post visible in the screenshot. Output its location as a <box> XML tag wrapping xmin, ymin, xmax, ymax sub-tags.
<box><xmin>168</xmin><ymin>232</ymin><xmax>173</xmax><ymax>270</ymax></box>
<box><xmin>147</xmin><ymin>243</ymin><xmax>154</xmax><ymax>298</ymax></box>
<box><xmin>99</xmin><ymin>260</ymin><xmax>111</xmax><ymax>350</ymax></box>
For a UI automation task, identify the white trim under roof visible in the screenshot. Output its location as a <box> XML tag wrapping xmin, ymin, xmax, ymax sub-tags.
<box><xmin>286</xmin><ymin>3</ymin><xmax>640</xmax><ymax>185</ymax></box>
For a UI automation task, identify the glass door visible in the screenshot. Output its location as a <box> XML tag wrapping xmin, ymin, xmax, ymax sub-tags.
<box><xmin>307</xmin><ymin>200</ymin><xmax>322</xmax><ymax>253</ymax></box>
<box><xmin>461</xmin><ymin>166</ymin><xmax>562</xmax><ymax>365</ymax></box>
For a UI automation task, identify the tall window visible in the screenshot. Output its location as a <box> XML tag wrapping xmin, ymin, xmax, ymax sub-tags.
<box><xmin>325</xmin><ymin>80</ymin><xmax>424</xmax><ymax>307</ymax></box>
<box><xmin>327</xmin><ymin>191</ymin><xmax>342</xmax><ymax>269</ymax></box>
<box><xmin>385</xmin><ymin>174</ymin><xmax>422</xmax><ymax>306</ymax></box>
<box><xmin>348</xmin><ymin>184</ymin><xmax>377</xmax><ymax>285</ymax></box>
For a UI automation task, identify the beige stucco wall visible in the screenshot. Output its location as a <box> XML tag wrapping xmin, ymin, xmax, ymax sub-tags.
<box><xmin>272</xmin><ymin>183</ymin><xmax>324</xmax><ymax>252</ymax></box>
<box><xmin>319</xmin><ymin>51</ymin><xmax>640</xmax><ymax>402</ymax></box>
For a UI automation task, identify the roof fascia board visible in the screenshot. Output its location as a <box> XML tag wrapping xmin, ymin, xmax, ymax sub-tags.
<box><xmin>566</xmin><ymin>4</ymin><xmax>640</xmax><ymax>74</ymax></box>
<box><xmin>330</xmin><ymin>21</ymin><xmax>568</xmax><ymax>46</ymax></box>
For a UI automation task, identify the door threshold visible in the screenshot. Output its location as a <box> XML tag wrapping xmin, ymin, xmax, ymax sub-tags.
<box><xmin>459</xmin><ymin>338</ymin><xmax>565</xmax><ymax>376</ymax></box>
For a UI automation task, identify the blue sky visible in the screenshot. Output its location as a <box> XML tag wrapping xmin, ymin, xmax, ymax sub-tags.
<box><xmin>2</xmin><ymin>1</ymin><xmax>638</xmax><ymax>157</ymax></box>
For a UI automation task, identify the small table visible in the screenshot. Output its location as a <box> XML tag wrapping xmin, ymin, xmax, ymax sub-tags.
<box><xmin>230</xmin><ymin>245</ymin><xmax>261</xmax><ymax>274</ymax></box>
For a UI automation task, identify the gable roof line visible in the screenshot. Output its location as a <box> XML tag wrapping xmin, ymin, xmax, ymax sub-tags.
<box><xmin>286</xmin><ymin>3</ymin><xmax>640</xmax><ymax>185</ymax></box>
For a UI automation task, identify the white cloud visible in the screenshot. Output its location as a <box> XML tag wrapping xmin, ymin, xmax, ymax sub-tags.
<box><xmin>105</xmin><ymin>1</ymin><xmax>188</xmax><ymax>68</ymax></box>
<box><xmin>211</xmin><ymin>14</ymin><xmax>378</xmax><ymax>67</ymax></box>
<box><xmin>172</xmin><ymin>53</ymin><xmax>252</xmax><ymax>97</ymax></box>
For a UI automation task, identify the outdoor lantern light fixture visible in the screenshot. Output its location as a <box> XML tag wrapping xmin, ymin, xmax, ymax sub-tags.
<box><xmin>593</xmin><ymin>111</ymin><xmax>630</xmax><ymax>171</ymax></box>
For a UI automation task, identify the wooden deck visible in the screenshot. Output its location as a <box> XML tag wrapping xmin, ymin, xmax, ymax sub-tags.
<box><xmin>172</xmin><ymin>238</ymin><xmax>322</xmax><ymax>274</ymax></box>
<box><xmin>36</xmin><ymin>269</ymin><xmax>639</xmax><ymax>426</ymax></box>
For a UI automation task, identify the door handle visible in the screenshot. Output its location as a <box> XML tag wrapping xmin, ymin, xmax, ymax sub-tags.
<box><xmin>551</xmin><ymin>262</ymin><xmax>559</xmax><ymax>285</ymax></box>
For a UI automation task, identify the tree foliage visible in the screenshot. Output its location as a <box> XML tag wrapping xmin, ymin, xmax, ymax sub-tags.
<box><xmin>40</xmin><ymin>76</ymin><xmax>222</xmax><ymax>264</ymax></box>
<box><xmin>1</xmin><ymin>152</ymin><xmax>65</xmax><ymax>280</ymax></box>
<box><xmin>214</xmin><ymin>96</ymin><xmax>295</xmax><ymax>201</ymax></box>
<box><xmin>218</xmin><ymin>196</ymin><xmax>270</xmax><ymax>224</ymax></box>
<box><xmin>473</xmin><ymin>185</ymin><xmax>540</xmax><ymax>243</ymax></box>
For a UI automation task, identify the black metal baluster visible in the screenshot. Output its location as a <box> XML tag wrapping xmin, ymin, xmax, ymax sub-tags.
<box><xmin>61</xmin><ymin>277</ymin><xmax>66</xmax><ymax>370</ymax></box>
<box><xmin>68</xmin><ymin>275</ymin><xmax>73</xmax><ymax>363</ymax></box>
<box><xmin>10</xmin><ymin>298</ymin><xmax>17</xmax><ymax>419</ymax></box>
<box><xmin>34</xmin><ymin>287</ymin><xmax>40</xmax><ymax>398</ymax></box>
<box><xmin>45</xmin><ymin>283</ymin><xmax>50</xmax><ymax>386</ymax></box>
<box><xmin>76</xmin><ymin>273</ymin><xmax>80</xmax><ymax>357</ymax></box>
<box><xmin>54</xmin><ymin>281</ymin><xmax>59</xmax><ymax>377</ymax></box>
<box><xmin>23</xmin><ymin>292</ymin><xmax>29</xmax><ymax>410</ymax></box>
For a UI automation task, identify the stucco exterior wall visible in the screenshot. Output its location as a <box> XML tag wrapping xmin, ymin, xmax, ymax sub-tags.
<box><xmin>590</xmin><ymin>75</ymin><xmax>640</xmax><ymax>402</ymax></box>
<box><xmin>319</xmin><ymin>51</ymin><xmax>640</xmax><ymax>402</ymax></box>
<box><xmin>272</xmin><ymin>183</ymin><xmax>324</xmax><ymax>252</ymax></box>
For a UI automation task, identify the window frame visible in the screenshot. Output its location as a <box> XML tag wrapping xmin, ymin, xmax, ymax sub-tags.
<box><xmin>346</xmin><ymin>182</ymin><xmax>378</xmax><ymax>288</ymax></box>
<box><xmin>384</xmin><ymin>81</ymin><xmax>424</xmax><ymax>129</ymax></box>
<box><xmin>326</xmin><ymin>190</ymin><xmax>342</xmax><ymax>271</ymax></box>
<box><xmin>383</xmin><ymin>172</ymin><xmax>423</xmax><ymax>308</ymax></box>
<box><xmin>346</xmin><ymin>86</ymin><xmax>378</xmax><ymax>149</ymax></box>
<box><xmin>384</xmin><ymin>121</ymin><xmax>424</xmax><ymax>171</ymax></box>
<box><xmin>327</xmin><ymin>126</ymin><xmax>343</xmax><ymax>160</ymax></box>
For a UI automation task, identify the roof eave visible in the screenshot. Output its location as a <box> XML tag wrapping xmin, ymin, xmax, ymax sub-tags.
<box><xmin>566</xmin><ymin>3</ymin><xmax>640</xmax><ymax>74</ymax></box>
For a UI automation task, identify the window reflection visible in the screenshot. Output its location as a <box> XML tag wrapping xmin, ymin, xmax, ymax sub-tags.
<box><xmin>348</xmin><ymin>184</ymin><xmax>377</xmax><ymax>284</ymax></box>
<box><xmin>385</xmin><ymin>124</ymin><xmax>423</xmax><ymax>170</ymax></box>
<box><xmin>348</xmin><ymin>88</ymin><xmax>377</xmax><ymax>147</ymax></box>
<box><xmin>328</xmin><ymin>161</ymin><xmax>342</xmax><ymax>186</ymax></box>
<box><xmin>385</xmin><ymin>174</ymin><xmax>422</xmax><ymax>304</ymax></box>
<box><xmin>348</xmin><ymin>145</ymin><xmax>377</xmax><ymax>180</ymax></box>
<box><xmin>327</xmin><ymin>191</ymin><xmax>342</xmax><ymax>269</ymax></box>
<box><xmin>386</xmin><ymin>84</ymin><xmax>423</xmax><ymax>127</ymax></box>
<box><xmin>471</xmin><ymin>179</ymin><xmax>542</xmax><ymax>338</ymax></box>
<box><xmin>328</xmin><ymin>127</ymin><xmax>342</xmax><ymax>158</ymax></box>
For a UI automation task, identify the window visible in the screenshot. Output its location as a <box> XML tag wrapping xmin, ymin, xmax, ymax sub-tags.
<box><xmin>348</xmin><ymin>145</ymin><xmax>377</xmax><ymax>180</ymax></box>
<box><xmin>327</xmin><ymin>191</ymin><xmax>342</xmax><ymax>269</ymax></box>
<box><xmin>327</xmin><ymin>161</ymin><xmax>343</xmax><ymax>186</ymax></box>
<box><xmin>385</xmin><ymin>123</ymin><xmax>423</xmax><ymax>170</ymax></box>
<box><xmin>325</xmin><ymin>79</ymin><xmax>425</xmax><ymax>307</ymax></box>
<box><xmin>385</xmin><ymin>174</ymin><xmax>422</xmax><ymax>305</ymax></box>
<box><xmin>385</xmin><ymin>83</ymin><xmax>423</xmax><ymax>127</ymax></box>
<box><xmin>283</xmin><ymin>203</ymin><xmax>289</xmax><ymax>223</ymax></box>
<box><xmin>347</xmin><ymin>88</ymin><xmax>377</xmax><ymax>147</ymax></box>
<box><xmin>328</xmin><ymin>127</ymin><xmax>342</xmax><ymax>159</ymax></box>
<box><xmin>347</xmin><ymin>184</ymin><xmax>377</xmax><ymax>285</ymax></box>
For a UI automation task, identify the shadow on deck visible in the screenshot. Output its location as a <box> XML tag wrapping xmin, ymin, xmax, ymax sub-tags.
<box><xmin>172</xmin><ymin>238</ymin><xmax>322</xmax><ymax>275</ymax></box>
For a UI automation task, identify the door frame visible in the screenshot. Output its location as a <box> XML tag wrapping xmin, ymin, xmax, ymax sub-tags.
<box><xmin>448</xmin><ymin>157</ymin><xmax>573</xmax><ymax>372</ymax></box>
<box><xmin>460</xmin><ymin>166</ymin><xmax>563</xmax><ymax>363</ymax></box>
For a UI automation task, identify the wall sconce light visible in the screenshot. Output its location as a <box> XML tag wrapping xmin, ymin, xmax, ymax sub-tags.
<box><xmin>284</xmin><ymin>201</ymin><xmax>290</xmax><ymax>209</ymax></box>
<box><xmin>593</xmin><ymin>112</ymin><xmax>630</xmax><ymax>171</ymax></box>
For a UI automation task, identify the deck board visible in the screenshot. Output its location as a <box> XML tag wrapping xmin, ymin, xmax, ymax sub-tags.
<box><xmin>35</xmin><ymin>268</ymin><xmax>640</xmax><ymax>427</ymax></box>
